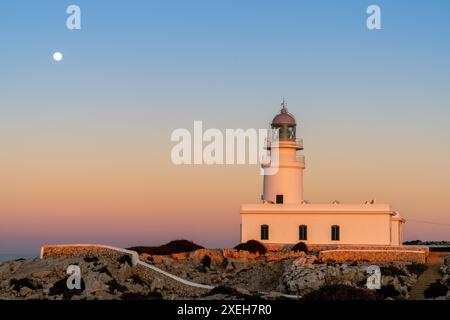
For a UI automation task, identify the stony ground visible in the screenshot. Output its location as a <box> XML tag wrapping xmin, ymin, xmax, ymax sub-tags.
<box><xmin>1</xmin><ymin>249</ymin><xmax>448</xmax><ymax>300</ymax></box>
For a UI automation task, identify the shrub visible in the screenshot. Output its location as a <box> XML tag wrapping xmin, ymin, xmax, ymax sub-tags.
<box><xmin>291</xmin><ymin>242</ymin><xmax>308</xmax><ymax>253</ymax></box>
<box><xmin>49</xmin><ymin>277</ymin><xmax>85</xmax><ymax>299</ymax></box>
<box><xmin>131</xmin><ymin>274</ymin><xmax>145</xmax><ymax>285</ymax></box>
<box><xmin>203</xmin><ymin>286</ymin><xmax>255</xmax><ymax>299</ymax></box>
<box><xmin>127</xmin><ymin>240</ymin><xmax>204</xmax><ymax>255</ymax></box>
<box><xmin>379</xmin><ymin>285</ymin><xmax>401</xmax><ymax>298</ymax></box>
<box><xmin>107</xmin><ymin>278</ymin><xmax>128</xmax><ymax>294</ymax></box>
<box><xmin>424</xmin><ymin>281</ymin><xmax>448</xmax><ymax>299</ymax></box>
<box><xmin>406</xmin><ymin>263</ymin><xmax>428</xmax><ymax>277</ymax></box>
<box><xmin>302</xmin><ymin>284</ymin><xmax>380</xmax><ymax>300</ymax></box>
<box><xmin>201</xmin><ymin>255</ymin><xmax>211</xmax><ymax>269</ymax></box>
<box><xmin>119</xmin><ymin>292</ymin><xmax>147</xmax><ymax>300</ymax></box>
<box><xmin>147</xmin><ymin>291</ymin><xmax>163</xmax><ymax>299</ymax></box>
<box><xmin>10</xmin><ymin>278</ymin><xmax>38</xmax><ymax>291</ymax></box>
<box><xmin>204</xmin><ymin>285</ymin><xmax>238</xmax><ymax>296</ymax></box>
<box><xmin>234</xmin><ymin>240</ymin><xmax>267</xmax><ymax>255</ymax></box>
<box><xmin>83</xmin><ymin>256</ymin><xmax>99</xmax><ymax>263</ymax></box>
<box><xmin>119</xmin><ymin>292</ymin><xmax>162</xmax><ymax>300</ymax></box>
<box><xmin>97</xmin><ymin>266</ymin><xmax>112</xmax><ymax>277</ymax></box>
<box><xmin>380</xmin><ymin>265</ymin><xmax>407</xmax><ymax>277</ymax></box>
<box><xmin>403</xmin><ymin>240</ymin><xmax>422</xmax><ymax>245</ymax></box>
<box><xmin>118</xmin><ymin>254</ymin><xmax>133</xmax><ymax>266</ymax></box>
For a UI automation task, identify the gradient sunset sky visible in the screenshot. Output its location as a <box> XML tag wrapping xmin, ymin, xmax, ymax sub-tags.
<box><xmin>1</xmin><ymin>0</ymin><xmax>450</xmax><ymax>254</ymax></box>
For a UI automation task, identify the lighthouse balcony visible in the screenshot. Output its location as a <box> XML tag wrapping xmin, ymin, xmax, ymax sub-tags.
<box><xmin>265</xmin><ymin>138</ymin><xmax>303</xmax><ymax>150</ymax></box>
<box><xmin>296</xmin><ymin>155</ymin><xmax>305</xmax><ymax>163</ymax></box>
<box><xmin>261</xmin><ymin>154</ymin><xmax>305</xmax><ymax>168</ymax></box>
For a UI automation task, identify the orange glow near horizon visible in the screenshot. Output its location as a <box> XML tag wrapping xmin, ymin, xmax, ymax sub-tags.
<box><xmin>2</xmin><ymin>122</ymin><xmax>450</xmax><ymax>254</ymax></box>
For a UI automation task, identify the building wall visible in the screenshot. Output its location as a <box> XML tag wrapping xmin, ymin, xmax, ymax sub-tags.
<box><xmin>390</xmin><ymin>219</ymin><xmax>404</xmax><ymax>246</ymax></box>
<box><xmin>263</xmin><ymin>166</ymin><xmax>303</xmax><ymax>204</ymax></box>
<box><xmin>241</xmin><ymin>212</ymin><xmax>392</xmax><ymax>245</ymax></box>
<box><xmin>262</xmin><ymin>145</ymin><xmax>304</xmax><ymax>204</ymax></box>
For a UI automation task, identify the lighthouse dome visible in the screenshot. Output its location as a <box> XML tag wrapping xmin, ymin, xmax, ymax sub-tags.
<box><xmin>271</xmin><ymin>101</ymin><xmax>296</xmax><ymax>127</ymax></box>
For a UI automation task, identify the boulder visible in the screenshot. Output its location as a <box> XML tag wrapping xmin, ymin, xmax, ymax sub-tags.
<box><xmin>152</xmin><ymin>255</ymin><xmax>174</xmax><ymax>265</ymax></box>
<box><xmin>84</xmin><ymin>271</ymin><xmax>111</xmax><ymax>296</ymax></box>
<box><xmin>171</xmin><ymin>252</ymin><xmax>189</xmax><ymax>260</ymax></box>
<box><xmin>223</xmin><ymin>249</ymin><xmax>259</xmax><ymax>260</ymax></box>
<box><xmin>150</xmin><ymin>278</ymin><xmax>164</xmax><ymax>292</ymax></box>
<box><xmin>293</xmin><ymin>255</ymin><xmax>318</xmax><ymax>267</ymax></box>
<box><xmin>281</xmin><ymin>262</ymin><xmax>369</xmax><ymax>295</ymax></box>
<box><xmin>235</xmin><ymin>287</ymin><xmax>250</xmax><ymax>296</ymax></box>
<box><xmin>19</xmin><ymin>287</ymin><xmax>33</xmax><ymax>297</ymax></box>
<box><xmin>225</xmin><ymin>260</ymin><xmax>234</xmax><ymax>271</ymax></box>
<box><xmin>266</xmin><ymin>251</ymin><xmax>306</xmax><ymax>263</ymax></box>
<box><xmin>188</xmin><ymin>249</ymin><xmax>225</xmax><ymax>267</ymax></box>
<box><xmin>444</xmin><ymin>255</ymin><xmax>450</xmax><ymax>267</ymax></box>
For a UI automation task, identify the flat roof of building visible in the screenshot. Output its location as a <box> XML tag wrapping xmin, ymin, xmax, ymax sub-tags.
<box><xmin>241</xmin><ymin>203</ymin><xmax>394</xmax><ymax>214</ymax></box>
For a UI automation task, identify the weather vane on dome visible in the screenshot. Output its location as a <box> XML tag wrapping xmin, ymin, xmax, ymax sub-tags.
<box><xmin>280</xmin><ymin>97</ymin><xmax>288</xmax><ymax>113</ymax></box>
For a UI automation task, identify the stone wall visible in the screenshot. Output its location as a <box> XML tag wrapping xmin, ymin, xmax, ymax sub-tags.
<box><xmin>41</xmin><ymin>245</ymin><xmax>139</xmax><ymax>265</ymax></box>
<box><xmin>307</xmin><ymin>244</ymin><xmax>429</xmax><ymax>256</ymax></box>
<box><xmin>263</xmin><ymin>244</ymin><xmax>429</xmax><ymax>256</ymax></box>
<box><xmin>319</xmin><ymin>249</ymin><xmax>426</xmax><ymax>263</ymax></box>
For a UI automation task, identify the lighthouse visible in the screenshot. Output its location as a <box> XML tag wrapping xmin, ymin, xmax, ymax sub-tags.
<box><xmin>240</xmin><ymin>99</ymin><xmax>405</xmax><ymax>246</ymax></box>
<box><xmin>262</xmin><ymin>99</ymin><xmax>305</xmax><ymax>204</ymax></box>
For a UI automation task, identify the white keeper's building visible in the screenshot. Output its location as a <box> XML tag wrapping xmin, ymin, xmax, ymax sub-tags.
<box><xmin>240</xmin><ymin>101</ymin><xmax>405</xmax><ymax>246</ymax></box>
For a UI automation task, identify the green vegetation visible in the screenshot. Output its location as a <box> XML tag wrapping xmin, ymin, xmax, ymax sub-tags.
<box><xmin>204</xmin><ymin>285</ymin><xmax>239</xmax><ymax>296</ymax></box>
<box><xmin>302</xmin><ymin>284</ymin><xmax>381</xmax><ymax>300</ymax></box>
<box><xmin>131</xmin><ymin>274</ymin><xmax>145</xmax><ymax>285</ymax></box>
<box><xmin>48</xmin><ymin>277</ymin><xmax>85</xmax><ymax>299</ymax></box>
<box><xmin>83</xmin><ymin>256</ymin><xmax>99</xmax><ymax>263</ymax></box>
<box><xmin>106</xmin><ymin>278</ymin><xmax>128</xmax><ymax>294</ymax></box>
<box><xmin>234</xmin><ymin>240</ymin><xmax>267</xmax><ymax>254</ymax></box>
<box><xmin>380</xmin><ymin>265</ymin><xmax>407</xmax><ymax>277</ymax></box>
<box><xmin>127</xmin><ymin>240</ymin><xmax>204</xmax><ymax>255</ymax></box>
<box><xmin>201</xmin><ymin>255</ymin><xmax>211</xmax><ymax>268</ymax></box>
<box><xmin>119</xmin><ymin>291</ymin><xmax>162</xmax><ymax>300</ymax></box>
<box><xmin>406</xmin><ymin>263</ymin><xmax>428</xmax><ymax>277</ymax></box>
<box><xmin>97</xmin><ymin>266</ymin><xmax>112</xmax><ymax>277</ymax></box>
<box><xmin>10</xmin><ymin>278</ymin><xmax>40</xmax><ymax>291</ymax></box>
<box><xmin>403</xmin><ymin>240</ymin><xmax>450</xmax><ymax>246</ymax></box>
<box><xmin>424</xmin><ymin>281</ymin><xmax>448</xmax><ymax>299</ymax></box>
<box><xmin>379</xmin><ymin>285</ymin><xmax>401</xmax><ymax>298</ymax></box>
<box><xmin>203</xmin><ymin>285</ymin><xmax>261</xmax><ymax>299</ymax></box>
<box><xmin>291</xmin><ymin>242</ymin><xmax>308</xmax><ymax>253</ymax></box>
<box><xmin>118</xmin><ymin>254</ymin><xmax>132</xmax><ymax>266</ymax></box>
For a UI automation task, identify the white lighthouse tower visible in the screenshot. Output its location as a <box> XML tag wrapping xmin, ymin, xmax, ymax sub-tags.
<box><xmin>262</xmin><ymin>99</ymin><xmax>305</xmax><ymax>204</ymax></box>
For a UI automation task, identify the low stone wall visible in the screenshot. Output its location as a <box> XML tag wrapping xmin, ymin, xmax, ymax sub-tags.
<box><xmin>319</xmin><ymin>249</ymin><xmax>426</xmax><ymax>263</ymax></box>
<box><xmin>41</xmin><ymin>244</ymin><xmax>139</xmax><ymax>265</ymax></box>
<box><xmin>308</xmin><ymin>245</ymin><xmax>429</xmax><ymax>256</ymax></box>
<box><xmin>263</xmin><ymin>244</ymin><xmax>429</xmax><ymax>257</ymax></box>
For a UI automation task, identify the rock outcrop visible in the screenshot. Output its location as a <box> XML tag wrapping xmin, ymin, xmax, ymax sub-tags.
<box><xmin>280</xmin><ymin>259</ymin><xmax>418</xmax><ymax>299</ymax></box>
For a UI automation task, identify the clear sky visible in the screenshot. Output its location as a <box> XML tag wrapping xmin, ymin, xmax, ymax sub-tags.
<box><xmin>1</xmin><ymin>0</ymin><xmax>450</xmax><ymax>254</ymax></box>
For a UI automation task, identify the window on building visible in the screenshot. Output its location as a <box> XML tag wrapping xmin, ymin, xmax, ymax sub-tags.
<box><xmin>331</xmin><ymin>225</ymin><xmax>340</xmax><ymax>241</ymax></box>
<box><xmin>299</xmin><ymin>225</ymin><xmax>307</xmax><ymax>241</ymax></box>
<box><xmin>276</xmin><ymin>194</ymin><xmax>284</xmax><ymax>204</ymax></box>
<box><xmin>260</xmin><ymin>224</ymin><xmax>269</xmax><ymax>240</ymax></box>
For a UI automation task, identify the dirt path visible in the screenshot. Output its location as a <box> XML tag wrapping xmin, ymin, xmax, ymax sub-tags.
<box><xmin>409</xmin><ymin>252</ymin><xmax>447</xmax><ymax>300</ymax></box>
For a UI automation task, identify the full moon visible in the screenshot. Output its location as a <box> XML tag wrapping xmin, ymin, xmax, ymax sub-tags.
<box><xmin>53</xmin><ymin>52</ymin><xmax>63</xmax><ymax>62</ymax></box>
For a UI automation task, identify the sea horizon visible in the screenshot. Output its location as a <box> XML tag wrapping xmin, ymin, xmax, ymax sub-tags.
<box><xmin>0</xmin><ymin>253</ymin><xmax>37</xmax><ymax>262</ymax></box>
